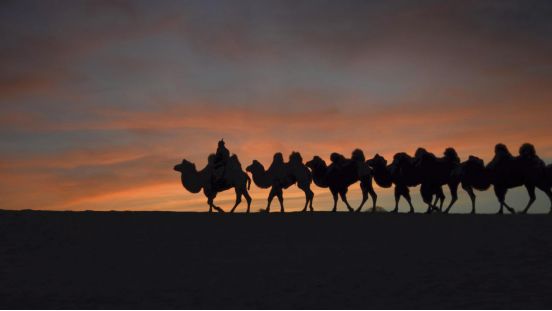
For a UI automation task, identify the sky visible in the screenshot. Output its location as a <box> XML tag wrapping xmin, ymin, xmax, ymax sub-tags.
<box><xmin>1</xmin><ymin>0</ymin><xmax>552</xmax><ymax>213</ymax></box>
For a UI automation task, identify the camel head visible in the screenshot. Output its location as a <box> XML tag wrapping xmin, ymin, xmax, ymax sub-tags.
<box><xmin>246</xmin><ymin>160</ymin><xmax>264</xmax><ymax>173</ymax></box>
<box><xmin>174</xmin><ymin>159</ymin><xmax>196</xmax><ymax>173</ymax></box>
<box><xmin>366</xmin><ymin>153</ymin><xmax>387</xmax><ymax>168</ymax></box>
<box><xmin>306</xmin><ymin>156</ymin><xmax>326</xmax><ymax>170</ymax></box>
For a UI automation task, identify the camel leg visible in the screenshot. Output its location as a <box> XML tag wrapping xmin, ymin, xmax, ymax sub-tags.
<box><xmin>437</xmin><ymin>188</ymin><xmax>445</xmax><ymax>212</ymax></box>
<box><xmin>331</xmin><ymin>189</ymin><xmax>338</xmax><ymax>212</ymax></box>
<box><xmin>444</xmin><ymin>182</ymin><xmax>459</xmax><ymax>214</ymax></box>
<box><xmin>438</xmin><ymin>187</ymin><xmax>446</xmax><ymax>212</ymax></box>
<box><xmin>425</xmin><ymin>202</ymin><xmax>434</xmax><ymax>214</ymax></box>
<box><xmin>356</xmin><ymin>182</ymin><xmax>369</xmax><ymax>213</ymax></box>
<box><xmin>339</xmin><ymin>190</ymin><xmax>354</xmax><ymax>212</ymax></box>
<box><xmin>521</xmin><ymin>184</ymin><xmax>536</xmax><ymax>214</ymax></box>
<box><xmin>432</xmin><ymin>196</ymin><xmax>439</xmax><ymax>209</ymax></box>
<box><xmin>242</xmin><ymin>188</ymin><xmax>252</xmax><ymax>213</ymax></box>
<box><xmin>211</xmin><ymin>201</ymin><xmax>225</xmax><ymax>213</ymax></box>
<box><xmin>368</xmin><ymin>184</ymin><xmax>377</xmax><ymax>213</ymax></box>
<box><xmin>464</xmin><ymin>186</ymin><xmax>476</xmax><ymax>214</ymax></box>
<box><xmin>265</xmin><ymin>188</ymin><xmax>276</xmax><ymax>213</ymax></box>
<box><xmin>277</xmin><ymin>190</ymin><xmax>285</xmax><ymax>213</ymax></box>
<box><xmin>546</xmin><ymin>188</ymin><xmax>552</xmax><ymax>214</ymax></box>
<box><xmin>494</xmin><ymin>186</ymin><xmax>513</xmax><ymax>214</ymax></box>
<box><xmin>207</xmin><ymin>196</ymin><xmax>224</xmax><ymax>213</ymax></box>
<box><xmin>307</xmin><ymin>188</ymin><xmax>314</xmax><ymax>212</ymax></box>
<box><xmin>495</xmin><ymin>186</ymin><xmax>504</xmax><ymax>214</ymax></box>
<box><xmin>229</xmin><ymin>188</ymin><xmax>243</xmax><ymax>213</ymax></box>
<box><xmin>537</xmin><ymin>186</ymin><xmax>552</xmax><ymax>214</ymax></box>
<box><xmin>298</xmin><ymin>182</ymin><xmax>313</xmax><ymax>212</ymax></box>
<box><xmin>404</xmin><ymin>188</ymin><xmax>415</xmax><ymax>214</ymax></box>
<box><xmin>391</xmin><ymin>187</ymin><xmax>401</xmax><ymax>213</ymax></box>
<box><xmin>301</xmin><ymin>190</ymin><xmax>309</xmax><ymax>212</ymax></box>
<box><xmin>421</xmin><ymin>184</ymin><xmax>439</xmax><ymax>213</ymax></box>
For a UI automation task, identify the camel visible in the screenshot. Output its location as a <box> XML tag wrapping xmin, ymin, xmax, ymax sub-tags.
<box><xmin>173</xmin><ymin>154</ymin><xmax>252</xmax><ymax>213</ymax></box>
<box><xmin>306</xmin><ymin>149</ymin><xmax>377</xmax><ymax>212</ymax></box>
<box><xmin>450</xmin><ymin>156</ymin><xmax>491</xmax><ymax>214</ymax></box>
<box><xmin>414</xmin><ymin>148</ymin><xmax>460</xmax><ymax>214</ymax></box>
<box><xmin>246</xmin><ymin>152</ymin><xmax>314</xmax><ymax>213</ymax></box>
<box><xmin>486</xmin><ymin>143</ymin><xmax>552</xmax><ymax>214</ymax></box>
<box><xmin>366</xmin><ymin>153</ymin><xmax>415</xmax><ymax>213</ymax></box>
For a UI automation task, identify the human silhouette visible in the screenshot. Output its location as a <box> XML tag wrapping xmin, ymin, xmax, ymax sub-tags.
<box><xmin>306</xmin><ymin>149</ymin><xmax>377</xmax><ymax>212</ymax></box>
<box><xmin>246</xmin><ymin>152</ymin><xmax>314</xmax><ymax>213</ymax></box>
<box><xmin>174</xmin><ymin>144</ymin><xmax>252</xmax><ymax>213</ymax></box>
<box><xmin>213</xmin><ymin>139</ymin><xmax>230</xmax><ymax>180</ymax></box>
<box><xmin>486</xmin><ymin>143</ymin><xmax>552</xmax><ymax>214</ymax></box>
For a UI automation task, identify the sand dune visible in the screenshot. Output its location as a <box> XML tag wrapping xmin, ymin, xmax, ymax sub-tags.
<box><xmin>1</xmin><ymin>210</ymin><xmax>551</xmax><ymax>308</ymax></box>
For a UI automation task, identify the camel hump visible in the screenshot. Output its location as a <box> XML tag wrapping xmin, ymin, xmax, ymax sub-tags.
<box><xmin>414</xmin><ymin>147</ymin><xmax>428</xmax><ymax>158</ymax></box>
<box><xmin>330</xmin><ymin>152</ymin><xmax>346</xmax><ymax>164</ymax></box>
<box><xmin>229</xmin><ymin>154</ymin><xmax>242</xmax><ymax>169</ymax></box>
<box><xmin>519</xmin><ymin>143</ymin><xmax>536</xmax><ymax>158</ymax></box>
<box><xmin>494</xmin><ymin>143</ymin><xmax>513</xmax><ymax>159</ymax></box>
<box><xmin>468</xmin><ymin>155</ymin><xmax>484</xmax><ymax>167</ymax></box>
<box><xmin>351</xmin><ymin>149</ymin><xmax>365</xmax><ymax>163</ymax></box>
<box><xmin>289</xmin><ymin>151</ymin><xmax>303</xmax><ymax>165</ymax></box>
<box><xmin>444</xmin><ymin>147</ymin><xmax>460</xmax><ymax>163</ymax></box>
<box><xmin>393</xmin><ymin>152</ymin><xmax>409</xmax><ymax>162</ymax></box>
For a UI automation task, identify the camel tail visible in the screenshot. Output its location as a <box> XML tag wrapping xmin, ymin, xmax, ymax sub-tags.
<box><xmin>247</xmin><ymin>174</ymin><xmax>251</xmax><ymax>190</ymax></box>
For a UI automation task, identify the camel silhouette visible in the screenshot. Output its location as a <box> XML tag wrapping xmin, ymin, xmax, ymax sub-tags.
<box><xmin>306</xmin><ymin>149</ymin><xmax>377</xmax><ymax>212</ymax></box>
<box><xmin>414</xmin><ymin>148</ymin><xmax>460</xmax><ymax>214</ymax></box>
<box><xmin>486</xmin><ymin>143</ymin><xmax>552</xmax><ymax>214</ymax></box>
<box><xmin>366</xmin><ymin>153</ymin><xmax>416</xmax><ymax>213</ymax></box>
<box><xmin>174</xmin><ymin>154</ymin><xmax>252</xmax><ymax>213</ymax></box>
<box><xmin>246</xmin><ymin>152</ymin><xmax>314</xmax><ymax>213</ymax></box>
<box><xmin>450</xmin><ymin>155</ymin><xmax>491</xmax><ymax>214</ymax></box>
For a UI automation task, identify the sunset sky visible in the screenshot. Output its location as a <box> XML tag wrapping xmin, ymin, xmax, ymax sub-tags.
<box><xmin>1</xmin><ymin>0</ymin><xmax>552</xmax><ymax>213</ymax></box>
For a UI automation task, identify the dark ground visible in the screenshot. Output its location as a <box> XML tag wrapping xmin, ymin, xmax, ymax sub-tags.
<box><xmin>1</xmin><ymin>210</ymin><xmax>551</xmax><ymax>309</ymax></box>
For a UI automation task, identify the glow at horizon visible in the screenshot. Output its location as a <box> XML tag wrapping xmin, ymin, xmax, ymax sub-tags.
<box><xmin>1</xmin><ymin>0</ymin><xmax>552</xmax><ymax>213</ymax></box>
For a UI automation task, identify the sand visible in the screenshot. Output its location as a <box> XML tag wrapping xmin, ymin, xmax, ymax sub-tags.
<box><xmin>1</xmin><ymin>210</ymin><xmax>551</xmax><ymax>309</ymax></box>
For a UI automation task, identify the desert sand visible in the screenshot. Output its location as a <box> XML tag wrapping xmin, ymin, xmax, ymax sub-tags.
<box><xmin>1</xmin><ymin>210</ymin><xmax>551</xmax><ymax>309</ymax></box>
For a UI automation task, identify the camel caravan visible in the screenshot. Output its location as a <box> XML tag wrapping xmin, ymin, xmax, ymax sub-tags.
<box><xmin>173</xmin><ymin>140</ymin><xmax>552</xmax><ymax>214</ymax></box>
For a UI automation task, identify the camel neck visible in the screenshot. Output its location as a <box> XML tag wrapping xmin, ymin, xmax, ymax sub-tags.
<box><xmin>373</xmin><ymin>166</ymin><xmax>393</xmax><ymax>188</ymax></box>
<box><xmin>180</xmin><ymin>166</ymin><xmax>204</xmax><ymax>193</ymax></box>
<box><xmin>310</xmin><ymin>165</ymin><xmax>329</xmax><ymax>188</ymax></box>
